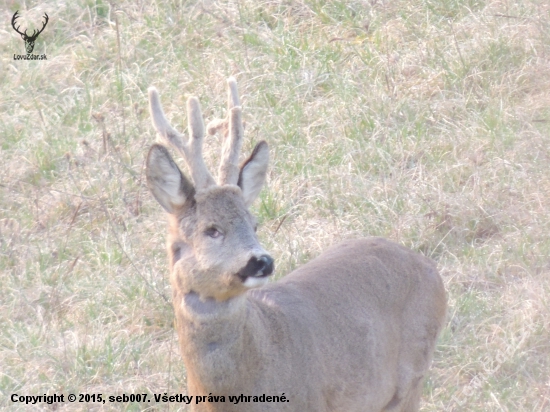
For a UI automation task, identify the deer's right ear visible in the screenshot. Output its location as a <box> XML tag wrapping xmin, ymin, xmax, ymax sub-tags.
<box><xmin>238</xmin><ymin>141</ymin><xmax>269</xmax><ymax>207</ymax></box>
<box><xmin>146</xmin><ymin>144</ymin><xmax>195</xmax><ymax>213</ymax></box>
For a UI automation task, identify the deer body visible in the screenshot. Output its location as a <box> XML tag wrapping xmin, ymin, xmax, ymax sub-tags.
<box><xmin>176</xmin><ymin>238</ymin><xmax>445</xmax><ymax>412</ymax></box>
<box><xmin>145</xmin><ymin>79</ymin><xmax>447</xmax><ymax>412</ymax></box>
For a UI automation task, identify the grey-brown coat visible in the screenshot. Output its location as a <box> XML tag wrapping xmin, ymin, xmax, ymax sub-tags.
<box><xmin>145</xmin><ymin>78</ymin><xmax>447</xmax><ymax>412</ymax></box>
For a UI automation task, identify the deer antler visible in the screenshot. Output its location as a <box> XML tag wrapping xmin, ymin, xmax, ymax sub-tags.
<box><xmin>31</xmin><ymin>13</ymin><xmax>49</xmax><ymax>40</ymax></box>
<box><xmin>148</xmin><ymin>88</ymin><xmax>215</xmax><ymax>190</ymax></box>
<box><xmin>11</xmin><ymin>11</ymin><xmax>25</xmax><ymax>37</ymax></box>
<box><xmin>11</xmin><ymin>11</ymin><xmax>48</xmax><ymax>41</ymax></box>
<box><xmin>207</xmin><ymin>78</ymin><xmax>245</xmax><ymax>186</ymax></box>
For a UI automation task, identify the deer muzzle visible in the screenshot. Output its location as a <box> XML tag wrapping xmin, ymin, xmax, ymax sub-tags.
<box><xmin>237</xmin><ymin>254</ymin><xmax>274</xmax><ymax>283</ymax></box>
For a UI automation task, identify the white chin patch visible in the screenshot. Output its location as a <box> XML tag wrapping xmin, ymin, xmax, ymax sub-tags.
<box><xmin>243</xmin><ymin>276</ymin><xmax>269</xmax><ymax>288</ymax></box>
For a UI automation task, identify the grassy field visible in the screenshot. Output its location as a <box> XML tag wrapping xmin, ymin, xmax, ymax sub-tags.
<box><xmin>1</xmin><ymin>0</ymin><xmax>549</xmax><ymax>410</ymax></box>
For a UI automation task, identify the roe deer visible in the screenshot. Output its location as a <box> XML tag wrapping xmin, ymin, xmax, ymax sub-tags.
<box><xmin>145</xmin><ymin>78</ymin><xmax>447</xmax><ymax>412</ymax></box>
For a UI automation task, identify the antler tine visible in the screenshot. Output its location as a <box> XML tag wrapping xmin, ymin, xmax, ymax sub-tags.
<box><xmin>148</xmin><ymin>87</ymin><xmax>215</xmax><ymax>189</ymax></box>
<box><xmin>12</xmin><ymin>11</ymin><xmax>24</xmax><ymax>36</ymax></box>
<box><xmin>218</xmin><ymin>78</ymin><xmax>244</xmax><ymax>185</ymax></box>
<box><xmin>206</xmin><ymin>76</ymin><xmax>241</xmax><ymax>137</ymax></box>
<box><xmin>148</xmin><ymin>87</ymin><xmax>186</xmax><ymax>151</ymax></box>
<box><xmin>227</xmin><ymin>76</ymin><xmax>240</xmax><ymax>109</ymax></box>
<box><xmin>186</xmin><ymin>97</ymin><xmax>216</xmax><ymax>189</ymax></box>
<box><xmin>36</xmin><ymin>13</ymin><xmax>49</xmax><ymax>37</ymax></box>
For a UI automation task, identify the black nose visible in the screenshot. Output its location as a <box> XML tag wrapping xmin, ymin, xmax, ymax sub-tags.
<box><xmin>237</xmin><ymin>254</ymin><xmax>275</xmax><ymax>281</ymax></box>
<box><xmin>257</xmin><ymin>255</ymin><xmax>274</xmax><ymax>276</ymax></box>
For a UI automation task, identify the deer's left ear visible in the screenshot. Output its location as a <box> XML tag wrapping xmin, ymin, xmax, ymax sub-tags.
<box><xmin>238</xmin><ymin>141</ymin><xmax>269</xmax><ymax>207</ymax></box>
<box><xmin>146</xmin><ymin>144</ymin><xmax>195</xmax><ymax>213</ymax></box>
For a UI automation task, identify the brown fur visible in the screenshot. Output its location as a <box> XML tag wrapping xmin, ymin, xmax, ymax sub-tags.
<box><xmin>145</xmin><ymin>79</ymin><xmax>447</xmax><ymax>412</ymax></box>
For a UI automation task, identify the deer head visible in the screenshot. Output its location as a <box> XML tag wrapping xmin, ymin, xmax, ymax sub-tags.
<box><xmin>12</xmin><ymin>11</ymin><xmax>49</xmax><ymax>54</ymax></box>
<box><xmin>145</xmin><ymin>78</ymin><xmax>273</xmax><ymax>301</ymax></box>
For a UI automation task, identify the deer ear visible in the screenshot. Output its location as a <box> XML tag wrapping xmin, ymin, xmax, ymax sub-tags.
<box><xmin>238</xmin><ymin>141</ymin><xmax>269</xmax><ymax>207</ymax></box>
<box><xmin>146</xmin><ymin>144</ymin><xmax>195</xmax><ymax>213</ymax></box>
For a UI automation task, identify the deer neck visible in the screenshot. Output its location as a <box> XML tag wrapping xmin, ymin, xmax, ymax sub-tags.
<box><xmin>175</xmin><ymin>291</ymin><xmax>264</xmax><ymax>394</ymax></box>
<box><xmin>178</xmin><ymin>290</ymin><xmax>249</xmax><ymax>336</ymax></box>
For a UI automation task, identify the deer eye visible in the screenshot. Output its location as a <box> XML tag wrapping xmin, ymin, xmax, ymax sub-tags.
<box><xmin>205</xmin><ymin>227</ymin><xmax>222</xmax><ymax>239</ymax></box>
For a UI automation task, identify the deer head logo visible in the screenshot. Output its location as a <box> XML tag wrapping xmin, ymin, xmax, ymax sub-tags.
<box><xmin>11</xmin><ymin>11</ymin><xmax>49</xmax><ymax>54</ymax></box>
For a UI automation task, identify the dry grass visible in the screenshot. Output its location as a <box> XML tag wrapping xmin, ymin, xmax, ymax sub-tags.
<box><xmin>1</xmin><ymin>0</ymin><xmax>549</xmax><ymax>410</ymax></box>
